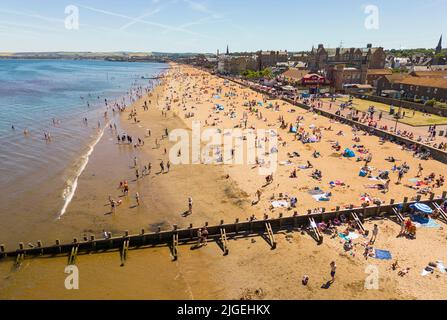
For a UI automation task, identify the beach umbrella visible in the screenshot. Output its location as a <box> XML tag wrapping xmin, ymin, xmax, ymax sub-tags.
<box><xmin>412</xmin><ymin>203</ymin><xmax>433</xmax><ymax>214</ymax></box>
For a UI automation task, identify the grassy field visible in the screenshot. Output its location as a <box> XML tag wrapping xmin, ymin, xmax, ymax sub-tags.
<box><xmin>323</xmin><ymin>97</ymin><xmax>447</xmax><ymax>126</ymax></box>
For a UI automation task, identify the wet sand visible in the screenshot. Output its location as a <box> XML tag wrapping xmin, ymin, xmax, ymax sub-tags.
<box><xmin>1</xmin><ymin>64</ymin><xmax>447</xmax><ymax>300</ymax></box>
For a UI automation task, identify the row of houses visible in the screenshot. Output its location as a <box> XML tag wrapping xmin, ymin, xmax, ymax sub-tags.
<box><xmin>194</xmin><ymin>38</ymin><xmax>447</xmax><ymax>102</ymax></box>
<box><xmin>217</xmin><ymin>49</ymin><xmax>289</xmax><ymax>74</ymax></box>
<box><xmin>377</xmin><ymin>68</ymin><xmax>447</xmax><ymax>102</ymax></box>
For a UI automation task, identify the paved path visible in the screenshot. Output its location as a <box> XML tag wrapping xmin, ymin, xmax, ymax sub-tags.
<box><xmin>316</xmin><ymin>98</ymin><xmax>447</xmax><ymax>147</ymax></box>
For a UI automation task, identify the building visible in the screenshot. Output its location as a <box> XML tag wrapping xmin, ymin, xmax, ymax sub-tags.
<box><xmin>257</xmin><ymin>50</ymin><xmax>288</xmax><ymax>69</ymax></box>
<box><xmin>366</xmin><ymin>68</ymin><xmax>393</xmax><ymax>86</ymax></box>
<box><xmin>392</xmin><ymin>77</ymin><xmax>447</xmax><ymax>102</ymax></box>
<box><xmin>326</xmin><ymin>64</ymin><xmax>368</xmax><ymax>91</ymax></box>
<box><xmin>308</xmin><ymin>43</ymin><xmax>386</xmax><ymax>72</ymax></box>
<box><xmin>280</xmin><ymin>68</ymin><xmax>310</xmax><ymax>85</ymax></box>
<box><xmin>377</xmin><ymin>74</ymin><xmax>447</xmax><ymax>102</ymax></box>
<box><xmin>217</xmin><ymin>55</ymin><xmax>258</xmax><ymax>75</ymax></box>
<box><xmin>435</xmin><ymin>34</ymin><xmax>443</xmax><ymax>55</ymax></box>
<box><xmin>376</xmin><ymin>74</ymin><xmax>407</xmax><ymax>95</ymax></box>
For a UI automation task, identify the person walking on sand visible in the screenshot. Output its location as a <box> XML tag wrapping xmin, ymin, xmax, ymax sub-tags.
<box><xmin>110</xmin><ymin>198</ymin><xmax>116</xmax><ymax>213</ymax></box>
<box><xmin>256</xmin><ymin>189</ymin><xmax>262</xmax><ymax>202</ymax></box>
<box><xmin>197</xmin><ymin>228</ymin><xmax>202</xmax><ymax>247</ymax></box>
<box><xmin>330</xmin><ymin>261</ymin><xmax>337</xmax><ymax>283</ymax></box>
<box><xmin>123</xmin><ymin>181</ymin><xmax>129</xmax><ymax>195</ymax></box>
<box><xmin>371</xmin><ymin>224</ymin><xmax>379</xmax><ymax>244</ymax></box>
<box><xmin>135</xmin><ymin>168</ymin><xmax>140</xmax><ymax>180</ymax></box>
<box><xmin>188</xmin><ymin>197</ymin><xmax>193</xmax><ymax>215</ymax></box>
<box><xmin>365</xmin><ymin>153</ymin><xmax>372</xmax><ymax>167</ymax></box>
<box><xmin>160</xmin><ymin>160</ymin><xmax>165</xmax><ymax>173</ymax></box>
<box><xmin>135</xmin><ymin>192</ymin><xmax>140</xmax><ymax>206</ymax></box>
<box><xmin>202</xmin><ymin>227</ymin><xmax>209</xmax><ymax>246</ymax></box>
<box><xmin>134</xmin><ymin>156</ymin><xmax>138</xmax><ymax>168</ymax></box>
<box><xmin>384</xmin><ymin>179</ymin><xmax>390</xmax><ymax>193</ymax></box>
<box><xmin>397</xmin><ymin>167</ymin><xmax>405</xmax><ymax>184</ymax></box>
<box><xmin>166</xmin><ymin>160</ymin><xmax>171</xmax><ymax>172</ymax></box>
<box><xmin>148</xmin><ymin>162</ymin><xmax>152</xmax><ymax>174</ymax></box>
<box><xmin>417</xmin><ymin>163</ymin><xmax>423</xmax><ymax>177</ymax></box>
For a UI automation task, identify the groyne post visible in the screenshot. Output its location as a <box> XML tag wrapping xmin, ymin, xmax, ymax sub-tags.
<box><xmin>171</xmin><ymin>225</ymin><xmax>178</xmax><ymax>261</ymax></box>
<box><xmin>403</xmin><ymin>197</ymin><xmax>409</xmax><ymax>211</ymax></box>
<box><xmin>56</xmin><ymin>239</ymin><xmax>61</xmax><ymax>254</ymax></box>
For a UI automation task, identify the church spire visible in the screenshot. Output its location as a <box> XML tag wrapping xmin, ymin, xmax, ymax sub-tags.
<box><xmin>436</xmin><ymin>34</ymin><xmax>442</xmax><ymax>54</ymax></box>
<box><xmin>226</xmin><ymin>44</ymin><xmax>229</xmax><ymax>55</ymax></box>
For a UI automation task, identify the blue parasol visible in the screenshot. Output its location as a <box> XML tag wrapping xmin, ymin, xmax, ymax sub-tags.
<box><xmin>412</xmin><ymin>203</ymin><xmax>433</xmax><ymax>214</ymax></box>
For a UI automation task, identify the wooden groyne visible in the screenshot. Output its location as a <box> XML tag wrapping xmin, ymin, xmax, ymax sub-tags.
<box><xmin>1</xmin><ymin>192</ymin><xmax>446</xmax><ymax>265</ymax></box>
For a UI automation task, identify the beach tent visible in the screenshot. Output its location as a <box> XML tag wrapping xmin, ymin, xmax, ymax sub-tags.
<box><xmin>343</xmin><ymin>148</ymin><xmax>355</xmax><ymax>158</ymax></box>
<box><xmin>411</xmin><ymin>203</ymin><xmax>433</xmax><ymax>214</ymax></box>
<box><xmin>290</xmin><ymin>126</ymin><xmax>297</xmax><ymax>133</ymax></box>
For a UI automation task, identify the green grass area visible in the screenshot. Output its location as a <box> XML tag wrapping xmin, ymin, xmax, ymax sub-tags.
<box><xmin>322</xmin><ymin>97</ymin><xmax>447</xmax><ymax>126</ymax></box>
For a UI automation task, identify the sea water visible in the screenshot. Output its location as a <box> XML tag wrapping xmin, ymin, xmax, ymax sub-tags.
<box><xmin>0</xmin><ymin>59</ymin><xmax>166</xmax><ymax>245</ymax></box>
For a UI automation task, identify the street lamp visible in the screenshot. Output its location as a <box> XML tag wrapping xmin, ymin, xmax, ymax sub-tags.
<box><xmin>394</xmin><ymin>90</ymin><xmax>405</xmax><ymax>133</ymax></box>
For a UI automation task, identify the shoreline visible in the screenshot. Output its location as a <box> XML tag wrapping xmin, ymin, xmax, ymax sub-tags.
<box><xmin>1</xmin><ymin>63</ymin><xmax>446</xmax><ymax>300</ymax></box>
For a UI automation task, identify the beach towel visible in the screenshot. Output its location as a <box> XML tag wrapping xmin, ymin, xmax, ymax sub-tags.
<box><xmin>421</xmin><ymin>266</ymin><xmax>435</xmax><ymax>276</ymax></box>
<box><xmin>436</xmin><ymin>261</ymin><xmax>446</xmax><ymax>273</ymax></box>
<box><xmin>308</xmin><ymin>189</ymin><xmax>325</xmax><ymax>195</ymax></box>
<box><xmin>338</xmin><ymin>232</ymin><xmax>359</xmax><ymax>241</ymax></box>
<box><xmin>374</xmin><ymin>249</ymin><xmax>392</xmax><ymax>260</ymax></box>
<box><xmin>411</xmin><ymin>215</ymin><xmax>440</xmax><ymax>228</ymax></box>
<box><xmin>271</xmin><ymin>200</ymin><xmax>289</xmax><ymax>208</ymax></box>
<box><xmin>312</xmin><ymin>194</ymin><xmax>330</xmax><ymax>202</ymax></box>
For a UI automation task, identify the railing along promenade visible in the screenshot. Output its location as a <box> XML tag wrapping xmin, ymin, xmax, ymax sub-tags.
<box><xmin>219</xmin><ymin>75</ymin><xmax>447</xmax><ymax>164</ymax></box>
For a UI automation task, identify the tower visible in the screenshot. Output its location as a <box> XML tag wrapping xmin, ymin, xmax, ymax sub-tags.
<box><xmin>226</xmin><ymin>45</ymin><xmax>229</xmax><ymax>55</ymax></box>
<box><xmin>435</xmin><ymin>34</ymin><xmax>442</xmax><ymax>54</ymax></box>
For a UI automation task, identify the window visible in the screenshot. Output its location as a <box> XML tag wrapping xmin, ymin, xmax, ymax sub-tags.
<box><xmin>427</xmin><ymin>87</ymin><xmax>431</xmax><ymax>93</ymax></box>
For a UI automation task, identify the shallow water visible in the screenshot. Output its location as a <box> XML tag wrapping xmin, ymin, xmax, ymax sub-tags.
<box><xmin>0</xmin><ymin>59</ymin><xmax>166</xmax><ymax>247</ymax></box>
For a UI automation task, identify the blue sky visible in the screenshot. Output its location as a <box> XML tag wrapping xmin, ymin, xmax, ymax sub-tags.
<box><xmin>0</xmin><ymin>0</ymin><xmax>445</xmax><ymax>53</ymax></box>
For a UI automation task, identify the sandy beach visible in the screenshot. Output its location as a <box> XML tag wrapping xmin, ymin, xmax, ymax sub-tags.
<box><xmin>1</xmin><ymin>63</ymin><xmax>447</xmax><ymax>300</ymax></box>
